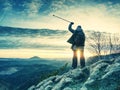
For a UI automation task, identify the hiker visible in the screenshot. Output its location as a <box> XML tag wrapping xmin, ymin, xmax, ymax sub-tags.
<box><xmin>67</xmin><ymin>22</ymin><xmax>86</xmax><ymax>69</ymax></box>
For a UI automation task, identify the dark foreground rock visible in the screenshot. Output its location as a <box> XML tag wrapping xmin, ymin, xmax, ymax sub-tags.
<box><xmin>28</xmin><ymin>56</ymin><xmax>120</xmax><ymax>90</ymax></box>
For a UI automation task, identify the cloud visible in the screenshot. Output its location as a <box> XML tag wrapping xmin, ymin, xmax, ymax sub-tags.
<box><xmin>1</xmin><ymin>0</ymin><xmax>120</xmax><ymax>33</ymax></box>
<box><xmin>21</xmin><ymin>0</ymin><xmax>43</xmax><ymax>17</ymax></box>
<box><xmin>0</xmin><ymin>0</ymin><xmax>12</xmax><ymax>11</ymax></box>
<box><xmin>0</xmin><ymin>0</ymin><xmax>13</xmax><ymax>26</ymax></box>
<box><xmin>50</xmin><ymin>0</ymin><xmax>67</xmax><ymax>11</ymax></box>
<box><xmin>0</xmin><ymin>27</ymin><xmax>68</xmax><ymax>49</ymax></box>
<box><xmin>0</xmin><ymin>36</ymin><xmax>68</xmax><ymax>50</ymax></box>
<box><xmin>0</xmin><ymin>0</ymin><xmax>120</xmax><ymax>58</ymax></box>
<box><xmin>47</xmin><ymin>2</ymin><xmax>120</xmax><ymax>33</ymax></box>
<box><xmin>107</xmin><ymin>3</ymin><xmax>120</xmax><ymax>17</ymax></box>
<box><xmin>0</xmin><ymin>0</ymin><xmax>44</xmax><ymax>17</ymax></box>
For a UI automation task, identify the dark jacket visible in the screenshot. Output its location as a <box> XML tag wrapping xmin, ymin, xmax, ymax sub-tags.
<box><xmin>67</xmin><ymin>23</ymin><xmax>85</xmax><ymax>46</ymax></box>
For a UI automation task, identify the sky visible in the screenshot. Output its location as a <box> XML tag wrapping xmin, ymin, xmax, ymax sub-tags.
<box><xmin>0</xmin><ymin>0</ymin><xmax>120</xmax><ymax>33</ymax></box>
<box><xmin>0</xmin><ymin>0</ymin><xmax>120</xmax><ymax>59</ymax></box>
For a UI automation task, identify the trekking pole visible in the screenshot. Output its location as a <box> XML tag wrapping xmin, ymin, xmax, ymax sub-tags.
<box><xmin>53</xmin><ymin>15</ymin><xmax>71</xmax><ymax>23</ymax></box>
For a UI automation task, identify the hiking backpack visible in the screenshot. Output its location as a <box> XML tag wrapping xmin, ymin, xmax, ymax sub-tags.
<box><xmin>74</xmin><ymin>31</ymin><xmax>85</xmax><ymax>46</ymax></box>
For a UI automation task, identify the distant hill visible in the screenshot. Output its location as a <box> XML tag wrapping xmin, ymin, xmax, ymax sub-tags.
<box><xmin>0</xmin><ymin>57</ymin><xmax>69</xmax><ymax>90</ymax></box>
<box><xmin>29</xmin><ymin>56</ymin><xmax>42</xmax><ymax>60</ymax></box>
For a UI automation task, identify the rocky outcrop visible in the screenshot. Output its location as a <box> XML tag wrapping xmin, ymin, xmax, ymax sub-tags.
<box><xmin>28</xmin><ymin>56</ymin><xmax>120</xmax><ymax>90</ymax></box>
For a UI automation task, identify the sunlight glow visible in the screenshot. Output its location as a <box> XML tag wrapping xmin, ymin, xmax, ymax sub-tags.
<box><xmin>0</xmin><ymin>48</ymin><xmax>91</xmax><ymax>59</ymax></box>
<box><xmin>0</xmin><ymin>0</ymin><xmax>119</xmax><ymax>59</ymax></box>
<box><xmin>4</xmin><ymin>5</ymin><xmax>120</xmax><ymax>33</ymax></box>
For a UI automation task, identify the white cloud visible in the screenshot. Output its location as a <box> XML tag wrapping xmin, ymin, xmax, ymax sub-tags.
<box><xmin>47</xmin><ymin>3</ymin><xmax>120</xmax><ymax>33</ymax></box>
<box><xmin>23</xmin><ymin>0</ymin><xmax>43</xmax><ymax>17</ymax></box>
<box><xmin>50</xmin><ymin>0</ymin><xmax>67</xmax><ymax>11</ymax></box>
<box><xmin>3</xmin><ymin>0</ymin><xmax>12</xmax><ymax>11</ymax></box>
<box><xmin>0</xmin><ymin>0</ymin><xmax>13</xmax><ymax>23</ymax></box>
<box><xmin>3</xmin><ymin>1</ymin><xmax>120</xmax><ymax>34</ymax></box>
<box><xmin>107</xmin><ymin>3</ymin><xmax>120</xmax><ymax>17</ymax></box>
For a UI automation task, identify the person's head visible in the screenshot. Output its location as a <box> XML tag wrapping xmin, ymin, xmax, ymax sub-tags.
<box><xmin>76</xmin><ymin>25</ymin><xmax>82</xmax><ymax>31</ymax></box>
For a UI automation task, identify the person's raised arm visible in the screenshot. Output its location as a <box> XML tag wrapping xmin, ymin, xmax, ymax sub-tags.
<box><xmin>68</xmin><ymin>22</ymin><xmax>74</xmax><ymax>33</ymax></box>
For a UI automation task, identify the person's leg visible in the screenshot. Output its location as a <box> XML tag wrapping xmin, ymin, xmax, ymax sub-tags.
<box><xmin>80</xmin><ymin>48</ymin><xmax>85</xmax><ymax>68</ymax></box>
<box><xmin>72</xmin><ymin>50</ymin><xmax>78</xmax><ymax>69</ymax></box>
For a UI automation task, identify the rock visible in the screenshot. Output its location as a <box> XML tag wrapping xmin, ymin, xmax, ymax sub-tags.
<box><xmin>64</xmin><ymin>69</ymin><xmax>84</xmax><ymax>80</ymax></box>
<box><xmin>83</xmin><ymin>62</ymin><xmax>109</xmax><ymax>90</ymax></box>
<box><xmin>100</xmin><ymin>63</ymin><xmax>120</xmax><ymax>90</ymax></box>
<box><xmin>114</xmin><ymin>56</ymin><xmax>120</xmax><ymax>63</ymax></box>
<box><xmin>83</xmin><ymin>62</ymin><xmax>120</xmax><ymax>90</ymax></box>
<box><xmin>63</xmin><ymin>87</ymin><xmax>72</xmax><ymax>90</ymax></box>
<box><xmin>52</xmin><ymin>76</ymin><xmax>73</xmax><ymax>90</ymax></box>
<box><xmin>36</xmin><ymin>86</ymin><xmax>44</xmax><ymax>90</ymax></box>
<box><xmin>90</xmin><ymin>63</ymin><xmax>109</xmax><ymax>79</ymax></box>
<box><xmin>36</xmin><ymin>81</ymin><xmax>44</xmax><ymax>88</ymax></box>
<box><xmin>28</xmin><ymin>55</ymin><xmax>120</xmax><ymax>90</ymax></box>
<box><xmin>36</xmin><ymin>76</ymin><xmax>56</xmax><ymax>88</ymax></box>
<box><xmin>54</xmin><ymin>75</ymin><xmax>63</xmax><ymax>83</ymax></box>
<box><xmin>44</xmin><ymin>85</ymin><xmax>53</xmax><ymax>90</ymax></box>
<box><xmin>91</xmin><ymin>60</ymin><xmax>112</xmax><ymax>69</ymax></box>
<box><xmin>43</xmin><ymin>80</ymin><xmax>53</xmax><ymax>88</ymax></box>
<box><xmin>28</xmin><ymin>85</ymin><xmax>35</xmax><ymax>90</ymax></box>
<box><xmin>81</xmin><ymin>67</ymin><xmax>90</xmax><ymax>79</ymax></box>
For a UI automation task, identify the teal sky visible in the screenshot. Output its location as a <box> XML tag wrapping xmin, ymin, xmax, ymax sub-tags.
<box><xmin>0</xmin><ymin>0</ymin><xmax>120</xmax><ymax>58</ymax></box>
<box><xmin>0</xmin><ymin>0</ymin><xmax>120</xmax><ymax>33</ymax></box>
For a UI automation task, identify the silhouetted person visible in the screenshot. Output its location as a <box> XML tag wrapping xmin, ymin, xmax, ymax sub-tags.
<box><xmin>67</xmin><ymin>22</ymin><xmax>85</xmax><ymax>69</ymax></box>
